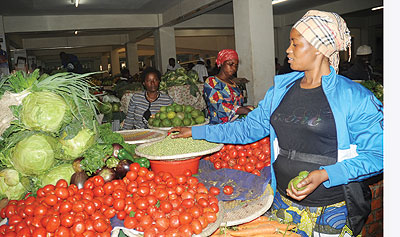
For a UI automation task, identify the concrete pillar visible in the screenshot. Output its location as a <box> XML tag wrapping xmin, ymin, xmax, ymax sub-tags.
<box><xmin>233</xmin><ymin>0</ymin><xmax>275</xmax><ymax>106</ymax></box>
<box><xmin>110</xmin><ymin>49</ymin><xmax>120</xmax><ymax>76</ymax></box>
<box><xmin>154</xmin><ymin>27</ymin><xmax>177</xmax><ymax>73</ymax></box>
<box><xmin>100</xmin><ymin>55</ymin><xmax>109</xmax><ymax>72</ymax></box>
<box><xmin>0</xmin><ymin>16</ymin><xmax>10</xmax><ymax>76</ymax></box>
<box><xmin>125</xmin><ymin>42</ymin><xmax>139</xmax><ymax>75</ymax></box>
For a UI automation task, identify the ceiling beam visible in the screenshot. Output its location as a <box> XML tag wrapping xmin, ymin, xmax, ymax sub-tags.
<box><xmin>3</xmin><ymin>14</ymin><xmax>159</xmax><ymax>33</ymax></box>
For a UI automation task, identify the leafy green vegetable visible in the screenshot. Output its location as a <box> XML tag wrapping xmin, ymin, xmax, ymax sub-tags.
<box><xmin>40</xmin><ymin>164</ymin><xmax>75</xmax><ymax>186</ymax></box>
<box><xmin>81</xmin><ymin>144</ymin><xmax>113</xmax><ymax>175</ymax></box>
<box><xmin>0</xmin><ymin>168</ymin><xmax>27</xmax><ymax>200</ymax></box>
<box><xmin>98</xmin><ymin>123</ymin><xmax>124</xmax><ymax>145</ymax></box>
<box><xmin>20</xmin><ymin>91</ymin><xmax>72</xmax><ymax>133</ymax></box>
<box><xmin>59</xmin><ymin>128</ymin><xmax>96</xmax><ymax>160</ymax></box>
<box><xmin>11</xmin><ymin>133</ymin><xmax>57</xmax><ymax>175</ymax></box>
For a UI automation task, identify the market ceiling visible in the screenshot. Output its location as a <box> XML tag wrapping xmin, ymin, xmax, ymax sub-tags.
<box><xmin>0</xmin><ymin>0</ymin><xmax>382</xmax><ymax>63</ymax></box>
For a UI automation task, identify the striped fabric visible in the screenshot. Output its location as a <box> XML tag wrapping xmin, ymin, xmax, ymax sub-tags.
<box><xmin>293</xmin><ymin>10</ymin><xmax>351</xmax><ymax>72</ymax></box>
<box><xmin>122</xmin><ymin>91</ymin><xmax>173</xmax><ymax>129</ymax></box>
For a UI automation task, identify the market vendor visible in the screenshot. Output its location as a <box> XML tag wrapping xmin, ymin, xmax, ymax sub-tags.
<box><xmin>170</xmin><ymin>10</ymin><xmax>383</xmax><ymax>237</ymax></box>
<box><xmin>122</xmin><ymin>67</ymin><xmax>173</xmax><ymax>129</ymax></box>
<box><xmin>204</xmin><ymin>49</ymin><xmax>253</xmax><ymax>124</ymax></box>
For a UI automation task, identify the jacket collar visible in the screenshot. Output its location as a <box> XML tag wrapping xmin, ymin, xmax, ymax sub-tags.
<box><xmin>274</xmin><ymin>66</ymin><xmax>337</xmax><ymax>91</ymax></box>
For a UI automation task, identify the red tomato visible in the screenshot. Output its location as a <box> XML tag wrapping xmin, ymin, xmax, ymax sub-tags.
<box><xmin>34</xmin><ymin>204</ymin><xmax>47</xmax><ymax>216</ymax></box>
<box><xmin>209</xmin><ymin>187</ymin><xmax>220</xmax><ymax>196</ymax></box>
<box><xmin>213</xmin><ymin>160</ymin><xmax>222</xmax><ymax>170</ymax></box>
<box><xmin>54</xmin><ymin>226</ymin><xmax>71</xmax><ymax>236</ymax></box>
<box><xmin>181</xmin><ymin>199</ymin><xmax>195</xmax><ymax>209</ymax></box>
<box><xmin>145</xmin><ymin>171</ymin><xmax>155</xmax><ymax>181</ymax></box>
<box><xmin>103</xmin><ymin>207</ymin><xmax>116</xmax><ymax>219</ymax></box>
<box><xmin>178</xmin><ymin>224</ymin><xmax>193</xmax><ymax>237</ymax></box>
<box><xmin>135</xmin><ymin>198</ymin><xmax>148</xmax><ymax>210</ymax></box>
<box><xmin>46</xmin><ymin>216</ymin><xmax>61</xmax><ymax>233</ymax></box>
<box><xmin>138</xmin><ymin>167</ymin><xmax>148</xmax><ymax>177</ymax></box>
<box><xmin>155</xmin><ymin>217</ymin><xmax>169</xmax><ymax>232</ymax></box>
<box><xmin>228</xmin><ymin>149</ymin><xmax>238</xmax><ymax>159</ymax></box>
<box><xmin>187</xmin><ymin>177</ymin><xmax>198</xmax><ymax>186</ymax></box>
<box><xmin>160</xmin><ymin>201</ymin><xmax>173</xmax><ymax>214</ymax></box>
<box><xmin>223</xmin><ymin>185</ymin><xmax>234</xmax><ymax>195</ymax></box>
<box><xmin>178</xmin><ymin>212</ymin><xmax>193</xmax><ymax>225</ymax></box>
<box><xmin>228</xmin><ymin>158</ymin><xmax>237</xmax><ymax>167</ymax></box>
<box><xmin>93</xmin><ymin>176</ymin><xmax>105</xmax><ymax>187</ymax></box>
<box><xmin>56</xmin><ymin>179</ymin><xmax>68</xmax><ymax>188</ymax></box>
<box><xmin>93</xmin><ymin>218</ymin><xmax>108</xmax><ymax>233</ymax></box>
<box><xmin>60</xmin><ymin>214</ymin><xmax>74</xmax><ymax>228</ymax></box>
<box><xmin>198</xmin><ymin>216</ymin><xmax>209</xmax><ymax>229</ymax></box>
<box><xmin>72</xmin><ymin>221</ymin><xmax>86</xmax><ymax>235</ymax></box>
<box><xmin>204</xmin><ymin>211</ymin><xmax>217</xmax><ymax>223</ymax></box>
<box><xmin>246</xmin><ymin>149</ymin><xmax>253</xmax><ymax>157</ymax></box>
<box><xmin>252</xmin><ymin>169</ymin><xmax>261</xmax><ymax>176</ymax></box>
<box><xmin>189</xmin><ymin>205</ymin><xmax>203</xmax><ymax>219</ymax></box>
<box><xmin>44</xmin><ymin>194</ymin><xmax>58</xmax><ymax>206</ymax></box>
<box><xmin>114</xmin><ymin>198</ymin><xmax>126</xmax><ymax>211</ymax></box>
<box><xmin>59</xmin><ymin>200</ymin><xmax>73</xmax><ymax>214</ymax></box>
<box><xmin>245</xmin><ymin>163</ymin><xmax>255</xmax><ymax>172</ymax></box>
<box><xmin>32</xmin><ymin>227</ymin><xmax>47</xmax><ymax>237</ymax></box>
<box><xmin>55</xmin><ymin>187</ymin><xmax>69</xmax><ymax>200</ymax></box>
<box><xmin>191</xmin><ymin>219</ymin><xmax>203</xmax><ymax>235</ymax></box>
<box><xmin>84</xmin><ymin>180</ymin><xmax>94</xmax><ymax>190</ymax></box>
<box><xmin>124</xmin><ymin>216</ymin><xmax>137</xmax><ymax>229</ymax></box>
<box><xmin>183</xmin><ymin>169</ymin><xmax>193</xmax><ymax>177</ymax></box>
<box><xmin>175</xmin><ymin>175</ymin><xmax>187</xmax><ymax>185</ymax></box>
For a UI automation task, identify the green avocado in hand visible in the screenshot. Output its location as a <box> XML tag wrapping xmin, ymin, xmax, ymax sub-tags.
<box><xmin>288</xmin><ymin>171</ymin><xmax>309</xmax><ymax>191</ymax></box>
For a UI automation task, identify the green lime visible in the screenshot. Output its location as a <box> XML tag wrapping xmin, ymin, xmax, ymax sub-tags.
<box><xmin>167</xmin><ymin>111</ymin><xmax>176</xmax><ymax>119</ymax></box>
<box><xmin>190</xmin><ymin>118</ymin><xmax>196</xmax><ymax>126</ymax></box>
<box><xmin>159</xmin><ymin>112</ymin><xmax>167</xmax><ymax>120</ymax></box>
<box><xmin>191</xmin><ymin>109</ymin><xmax>201</xmax><ymax>118</ymax></box>
<box><xmin>155</xmin><ymin>113</ymin><xmax>160</xmax><ymax>119</ymax></box>
<box><xmin>148</xmin><ymin>118</ymin><xmax>154</xmax><ymax>126</ymax></box>
<box><xmin>298</xmin><ymin>171</ymin><xmax>309</xmax><ymax>179</ymax></box>
<box><xmin>172</xmin><ymin>117</ymin><xmax>183</xmax><ymax>127</ymax></box>
<box><xmin>161</xmin><ymin>119</ymin><xmax>172</xmax><ymax>127</ymax></box>
<box><xmin>175</xmin><ymin>104</ymin><xmax>183</xmax><ymax>112</ymax></box>
<box><xmin>184</xmin><ymin>105</ymin><xmax>194</xmax><ymax>113</ymax></box>
<box><xmin>152</xmin><ymin>119</ymin><xmax>161</xmax><ymax>127</ymax></box>
<box><xmin>166</xmin><ymin>105</ymin><xmax>175</xmax><ymax>113</ymax></box>
<box><xmin>195</xmin><ymin>115</ymin><xmax>205</xmax><ymax>124</ymax></box>
<box><xmin>176</xmin><ymin>112</ymin><xmax>185</xmax><ymax>120</ymax></box>
<box><xmin>183</xmin><ymin>118</ymin><xmax>191</xmax><ymax>126</ymax></box>
<box><xmin>184</xmin><ymin>112</ymin><xmax>192</xmax><ymax>119</ymax></box>
<box><xmin>160</xmin><ymin>106</ymin><xmax>167</xmax><ymax>113</ymax></box>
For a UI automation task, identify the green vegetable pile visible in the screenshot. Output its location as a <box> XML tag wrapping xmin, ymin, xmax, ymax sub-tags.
<box><xmin>149</xmin><ymin>103</ymin><xmax>205</xmax><ymax>128</ymax></box>
<box><xmin>137</xmin><ymin>135</ymin><xmax>219</xmax><ymax>157</ymax></box>
<box><xmin>361</xmin><ymin>80</ymin><xmax>383</xmax><ymax>103</ymax></box>
<box><xmin>0</xmin><ymin>70</ymin><xmax>138</xmax><ymax>200</ymax></box>
<box><xmin>159</xmin><ymin>68</ymin><xmax>201</xmax><ymax>96</ymax></box>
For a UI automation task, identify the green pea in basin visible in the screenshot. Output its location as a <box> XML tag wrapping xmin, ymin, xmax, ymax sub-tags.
<box><xmin>288</xmin><ymin>171</ymin><xmax>309</xmax><ymax>191</ymax></box>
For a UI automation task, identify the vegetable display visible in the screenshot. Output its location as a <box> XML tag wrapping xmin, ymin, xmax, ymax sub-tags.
<box><xmin>204</xmin><ymin>137</ymin><xmax>271</xmax><ymax>176</ymax></box>
<box><xmin>159</xmin><ymin>68</ymin><xmax>201</xmax><ymax>96</ymax></box>
<box><xmin>361</xmin><ymin>80</ymin><xmax>383</xmax><ymax>102</ymax></box>
<box><xmin>0</xmin><ymin>164</ymin><xmax>220</xmax><ymax>236</ymax></box>
<box><xmin>149</xmin><ymin>103</ymin><xmax>206</xmax><ymax>128</ymax></box>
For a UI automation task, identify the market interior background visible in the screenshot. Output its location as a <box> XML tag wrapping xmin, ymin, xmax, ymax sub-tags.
<box><xmin>0</xmin><ymin>0</ymin><xmax>383</xmax><ymax>105</ymax></box>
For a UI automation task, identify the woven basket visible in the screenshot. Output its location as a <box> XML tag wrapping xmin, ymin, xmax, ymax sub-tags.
<box><xmin>220</xmin><ymin>184</ymin><xmax>274</xmax><ymax>227</ymax></box>
<box><xmin>135</xmin><ymin>139</ymin><xmax>223</xmax><ymax>161</ymax></box>
<box><xmin>117</xmin><ymin>129</ymin><xmax>167</xmax><ymax>145</ymax></box>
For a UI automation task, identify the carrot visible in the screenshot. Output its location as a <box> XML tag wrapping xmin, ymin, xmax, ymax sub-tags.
<box><xmin>238</xmin><ymin>220</ymin><xmax>296</xmax><ymax>231</ymax></box>
<box><xmin>210</xmin><ymin>228</ymin><xmax>233</xmax><ymax>237</ymax></box>
<box><xmin>229</xmin><ymin>224</ymin><xmax>278</xmax><ymax>236</ymax></box>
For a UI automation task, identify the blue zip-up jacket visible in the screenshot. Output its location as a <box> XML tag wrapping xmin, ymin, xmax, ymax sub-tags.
<box><xmin>192</xmin><ymin>66</ymin><xmax>383</xmax><ymax>194</ymax></box>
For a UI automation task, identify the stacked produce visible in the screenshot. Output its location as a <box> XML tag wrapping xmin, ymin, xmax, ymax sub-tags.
<box><xmin>0</xmin><ymin>164</ymin><xmax>220</xmax><ymax>236</ymax></box>
<box><xmin>149</xmin><ymin>103</ymin><xmax>206</xmax><ymax>128</ymax></box>
<box><xmin>159</xmin><ymin>68</ymin><xmax>201</xmax><ymax>96</ymax></box>
<box><xmin>203</xmin><ymin>137</ymin><xmax>271</xmax><ymax>176</ymax></box>
<box><xmin>0</xmin><ymin>70</ymin><xmax>139</xmax><ymax>200</ymax></box>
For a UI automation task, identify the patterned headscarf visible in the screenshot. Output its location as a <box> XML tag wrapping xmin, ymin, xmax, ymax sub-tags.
<box><xmin>215</xmin><ymin>49</ymin><xmax>239</xmax><ymax>67</ymax></box>
<box><xmin>293</xmin><ymin>10</ymin><xmax>352</xmax><ymax>72</ymax></box>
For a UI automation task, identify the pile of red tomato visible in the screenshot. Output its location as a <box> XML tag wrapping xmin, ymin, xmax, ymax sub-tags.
<box><xmin>0</xmin><ymin>164</ymin><xmax>219</xmax><ymax>236</ymax></box>
<box><xmin>204</xmin><ymin>136</ymin><xmax>271</xmax><ymax>176</ymax></box>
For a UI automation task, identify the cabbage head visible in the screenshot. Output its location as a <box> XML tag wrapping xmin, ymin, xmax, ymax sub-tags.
<box><xmin>40</xmin><ymin>164</ymin><xmax>75</xmax><ymax>187</ymax></box>
<box><xmin>20</xmin><ymin>91</ymin><xmax>72</xmax><ymax>133</ymax></box>
<box><xmin>0</xmin><ymin>168</ymin><xmax>27</xmax><ymax>200</ymax></box>
<box><xmin>12</xmin><ymin>133</ymin><xmax>56</xmax><ymax>175</ymax></box>
<box><xmin>60</xmin><ymin>128</ymin><xmax>96</xmax><ymax>159</ymax></box>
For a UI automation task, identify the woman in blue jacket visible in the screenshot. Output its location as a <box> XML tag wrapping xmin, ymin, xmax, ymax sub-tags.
<box><xmin>170</xmin><ymin>10</ymin><xmax>383</xmax><ymax>237</ymax></box>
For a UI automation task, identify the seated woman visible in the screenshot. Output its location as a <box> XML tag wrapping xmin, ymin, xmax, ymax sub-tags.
<box><xmin>204</xmin><ymin>49</ymin><xmax>253</xmax><ymax>124</ymax></box>
<box><xmin>122</xmin><ymin>67</ymin><xmax>173</xmax><ymax>129</ymax></box>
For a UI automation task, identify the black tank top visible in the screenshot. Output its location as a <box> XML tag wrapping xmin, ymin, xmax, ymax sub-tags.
<box><xmin>270</xmin><ymin>79</ymin><xmax>344</xmax><ymax>206</ymax></box>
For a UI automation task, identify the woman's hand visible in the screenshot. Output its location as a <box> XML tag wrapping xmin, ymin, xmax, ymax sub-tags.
<box><xmin>236</xmin><ymin>106</ymin><xmax>253</xmax><ymax>115</ymax></box>
<box><xmin>286</xmin><ymin>169</ymin><xmax>329</xmax><ymax>201</ymax></box>
<box><xmin>168</xmin><ymin>127</ymin><xmax>192</xmax><ymax>138</ymax></box>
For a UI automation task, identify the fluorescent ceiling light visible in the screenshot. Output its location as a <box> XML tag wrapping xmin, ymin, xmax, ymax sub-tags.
<box><xmin>371</xmin><ymin>6</ymin><xmax>383</xmax><ymax>11</ymax></box>
<box><xmin>74</xmin><ymin>31</ymin><xmax>78</xmax><ymax>35</ymax></box>
<box><xmin>75</xmin><ymin>0</ymin><xmax>79</xmax><ymax>8</ymax></box>
<box><xmin>272</xmin><ymin>0</ymin><xmax>288</xmax><ymax>5</ymax></box>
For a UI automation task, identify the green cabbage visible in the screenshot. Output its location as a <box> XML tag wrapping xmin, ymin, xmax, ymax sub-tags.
<box><xmin>12</xmin><ymin>133</ymin><xmax>56</xmax><ymax>175</ymax></box>
<box><xmin>60</xmin><ymin>128</ymin><xmax>96</xmax><ymax>159</ymax></box>
<box><xmin>40</xmin><ymin>164</ymin><xmax>75</xmax><ymax>187</ymax></box>
<box><xmin>0</xmin><ymin>168</ymin><xmax>27</xmax><ymax>200</ymax></box>
<box><xmin>20</xmin><ymin>91</ymin><xmax>72</xmax><ymax>133</ymax></box>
